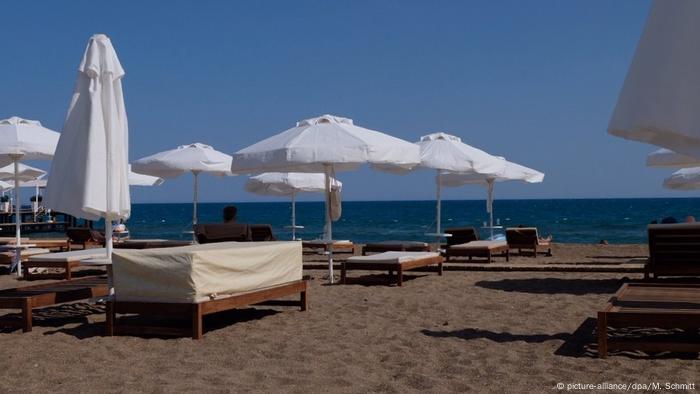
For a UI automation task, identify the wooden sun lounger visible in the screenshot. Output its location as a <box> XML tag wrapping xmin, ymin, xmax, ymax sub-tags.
<box><xmin>597</xmin><ymin>282</ymin><xmax>700</xmax><ymax>358</ymax></box>
<box><xmin>302</xmin><ymin>240</ymin><xmax>355</xmax><ymax>254</ymax></box>
<box><xmin>7</xmin><ymin>239</ymin><xmax>70</xmax><ymax>252</ymax></box>
<box><xmin>0</xmin><ymin>276</ymin><xmax>108</xmax><ymax>332</ymax></box>
<box><xmin>0</xmin><ymin>248</ymin><xmax>51</xmax><ymax>266</ymax></box>
<box><xmin>106</xmin><ymin>279</ymin><xmax>308</xmax><ymax>339</ymax></box>
<box><xmin>23</xmin><ymin>248</ymin><xmax>108</xmax><ymax>280</ymax></box>
<box><xmin>341</xmin><ymin>252</ymin><xmax>443</xmax><ymax>286</ymax></box>
<box><xmin>361</xmin><ymin>241</ymin><xmax>431</xmax><ymax>255</ymax></box>
<box><xmin>646</xmin><ymin>223</ymin><xmax>700</xmax><ymax>279</ymax></box>
<box><xmin>505</xmin><ymin>227</ymin><xmax>552</xmax><ymax>257</ymax></box>
<box><xmin>445</xmin><ymin>240</ymin><xmax>510</xmax><ymax>263</ymax></box>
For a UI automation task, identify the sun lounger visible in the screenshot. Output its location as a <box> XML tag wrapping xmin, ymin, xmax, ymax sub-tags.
<box><xmin>362</xmin><ymin>241</ymin><xmax>431</xmax><ymax>255</ymax></box>
<box><xmin>341</xmin><ymin>251</ymin><xmax>443</xmax><ymax>286</ymax></box>
<box><xmin>445</xmin><ymin>227</ymin><xmax>480</xmax><ymax>248</ymax></box>
<box><xmin>0</xmin><ymin>237</ymin><xmax>29</xmax><ymax>245</ymax></box>
<box><xmin>597</xmin><ymin>282</ymin><xmax>700</xmax><ymax>358</ymax></box>
<box><xmin>445</xmin><ymin>240</ymin><xmax>509</xmax><ymax>263</ymax></box>
<box><xmin>0</xmin><ymin>248</ymin><xmax>51</xmax><ymax>266</ymax></box>
<box><xmin>194</xmin><ymin>223</ymin><xmax>251</xmax><ymax>243</ymax></box>
<box><xmin>24</xmin><ymin>248</ymin><xmax>108</xmax><ymax>280</ymax></box>
<box><xmin>66</xmin><ymin>227</ymin><xmax>105</xmax><ymax>249</ymax></box>
<box><xmin>250</xmin><ymin>224</ymin><xmax>276</xmax><ymax>241</ymax></box>
<box><xmin>302</xmin><ymin>240</ymin><xmax>355</xmax><ymax>254</ymax></box>
<box><xmin>505</xmin><ymin>227</ymin><xmax>552</xmax><ymax>257</ymax></box>
<box><xmin>0</xmin><ymin>276</ymin><xmax>108</xmax><ymax>332</ymax></box>
<box><xmin>8</xmin><ymin>239</ymin><xmax>70</xmax><ymax>252</ymax></box>
<box><xmin>106</xmin><ymin>241</ymin><xmax>307</xmax><ymax>339</ymax></box>
<box><xmin>646</xmin><ymin>223</ymin><xmax>700</xmax><ymax>279</ymax></box>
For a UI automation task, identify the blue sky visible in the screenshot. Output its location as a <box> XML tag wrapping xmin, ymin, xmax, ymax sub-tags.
<box><xmin>1</xmin><ymin>0</ymin><xmax>671</xmax><ymax>203</ymax></box>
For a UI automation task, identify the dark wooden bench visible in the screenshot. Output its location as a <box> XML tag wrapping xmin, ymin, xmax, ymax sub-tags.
<box><xmin>106</xmin><ymin>279</ymin><xmax>308</xmax><ymax>339</ymax></box>
<box><xmin>505</xmin><ymin>227</ymin><xmax>552</xmax><ymax>257</ymax></box>
<box><xmin>0</xmin><ymin>276</ymin><xmax>109</xmax><ymax>332</ymax></box>
<box><xmin>647</xmin><ymin>223</ymin><xmax>700</xmax><ymax>279</ymax></box>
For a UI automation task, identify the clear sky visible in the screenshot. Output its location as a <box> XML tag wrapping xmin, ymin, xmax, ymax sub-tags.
<box><xmin>2</xmin><ymin>0</ymin><xmax>673</xmax><ymax>203</ymax></box>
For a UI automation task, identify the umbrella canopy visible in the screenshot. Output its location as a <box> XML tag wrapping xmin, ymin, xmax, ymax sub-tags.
<box><xmin>0</xmin><ymin>163</ymin><xmax>46</xmax><ymax>182</ymax></box>
<box><xmin>245</xmin><ymin>172</ymin><xmax>342</xmax><ymax>240</ymax></box>
<box><xmin>9</xmin><ymin>179</ymin><xmax>47</xmax><ymax>188</ymax></box>
<box><xmin>646</xmin><ymin>148</ymin><xmax>700</xmax><ymax>168</ymax></box>
<box><xmin>0</xmin><ymin>117</ymin><xmax>59</xmax><ymax>275</ymax></box>
<box><xmin>0</xmin><ymin>181</ymin><xmax>13</xmax><ymax>193</ymax></box>
<box><xmin>231</xmin><ymin>114</ymin><xmax>421</xmax><ymax>282</ymax></box>
<box><xmin>608</xmin><ymin>0</ymin><xmax>700</xmax><ymax>157</ymax></box>
<box><xmin>415</xmin><ymin>132</ymin><xmax>505</xmax><ymax>245</ymax></box>
<box><xmin>443</xmin><ymin>160</ymin><xmax>544</xmax><ymax>238</ymax></box>
<box><xmin>128</xmin><ymin>165</ymin><xmax>164</xmax><ymax>187</ymax></box>
<box><xmin>45</xmin><ymin>33</ymin><xmax>130</xmax><ymax>260</ymax></box>
<box><xmin>132</xmin><ymin>143</ymin><xmax>232</xmax><ymax>235</ymax></box>
<box><xmin>663</xmin><ymin>167</ymin><xmax>700</xmax><ymax>190</ymax></box>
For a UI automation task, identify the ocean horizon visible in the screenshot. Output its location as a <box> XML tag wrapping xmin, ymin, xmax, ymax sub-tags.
<box><xmin>121</xmin><ymin>197</ymin><xmax>700</xmax><ymax>244</ymax></box>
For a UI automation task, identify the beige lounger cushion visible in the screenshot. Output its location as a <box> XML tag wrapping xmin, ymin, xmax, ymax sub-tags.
<box><xmin>347</xmin><ymin>251</ymin><xmax>439</xmax><ymax>264</ymax></box>
<box><xmin>112</xmin><ymin>241</ymin><xmax>302</xmax><ymax>303</ymax></box>
<box><xmin>28</xmin><ymin>248</ymin><xmax>107</xmax><ymax>262</ymax></box>
<box><xmin>450</xmin><ymin>240</ymin><xmax>507</xmax><ymax>250</ymax></box>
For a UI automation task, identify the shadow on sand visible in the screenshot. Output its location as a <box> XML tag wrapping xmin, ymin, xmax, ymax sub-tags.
<box><xmin>475</xmin><ymin>277</ymin><xmax>626</xmax><ymax>295</ymax></box>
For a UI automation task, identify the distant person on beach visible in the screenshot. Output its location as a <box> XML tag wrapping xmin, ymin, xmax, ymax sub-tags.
<box><xmin>686</xmin><ymin>216</ymin><xmax>696</xmax><ymax>223</ymax></box>
<box><xmin>661</xmin><ymin>216</ymin><xmax>678</xmax><ymax>224</ymax></box>
<box><xmin>223</xmin><ymin>205</ymin><xmax>238</xmax><ymax>223</ymax></box>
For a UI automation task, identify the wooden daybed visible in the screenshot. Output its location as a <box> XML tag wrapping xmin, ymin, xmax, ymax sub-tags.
<box><xmin>445</xmin><ymin>240</ymin><xmax>510</xmax><ymax>263</ymax></box>
<box><xmin>341</xmin><ymin>251</ymin><xmax>443</xmax><ymax>286</ymax></box>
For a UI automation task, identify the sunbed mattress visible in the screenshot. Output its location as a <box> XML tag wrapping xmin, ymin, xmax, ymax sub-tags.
<box><xmin>28</xmin><ymin>248</ymin><xmax>107</xmax><ymax>262</ymax></box>
<box><xmin>347</xmin><ymin>251</ymin><xmax>439</xmax><ymax>264</ymax></box>
<box><xmin>450</xmin><ymin>240</ymin><xmax>507</xmax><ymax>250</ymax></box>
<box><xmin>112</xmin><ymin>241</ymin><xmax>302</xmax><ymax>303</ymax></box>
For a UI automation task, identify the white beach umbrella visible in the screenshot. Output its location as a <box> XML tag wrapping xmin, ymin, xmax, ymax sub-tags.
<box><xmin>45</xmin><ymin>34</ymin><xmax>130</xmax><ymax>261</ymax></box>
<box><xmin>646</xmin><ymin>148</ymin><xmax>700</xmax><ymax>168</ymax></box>
<box><xmin>0</xmin><ymin>117</ymin><xmax>59</xmax><ymax>274</ymax></box>
<box><xmin>128</xmin><ymin>165</ymin><xmax>164</xmax><ymax>187</ymax></box>
<box><xmin>443</xmin><ymin>160</ymin><xmax>544</xmax><ymax>238</ymax></box>
<box><xmin>608</xmin><ymin>0</ymin><xmax>700</xmax><ymax>157</ymax></box>
<box><xmin>415</xmin><ymin>132</ymin><xmax>505</xmax><ymax>246</ymax></box>
<box><xmin>132</xmin><ymin>143</ymin><xmax>232</xmax><ymax>239</ymax></box>
<box><xmin>231</xmin><ymin>114</ymin><xmax>421</xmax><ymax>282</ymax></box>
<box><xmin>663</xmin><ymin>167</ymin><xmax>700</xmax><ymax>191</ymax></box>
<box><xmin>245</xmin><ymin>172</ymin><xmax>342</xmax><ymax>240</ymax></box>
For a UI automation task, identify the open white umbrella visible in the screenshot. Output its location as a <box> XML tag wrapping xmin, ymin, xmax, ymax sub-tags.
<box><xmin>443</xmin><ymin>160</ymin><xmax>544</xmax><ymax>238</ymax></box>
<box><xmin>46</xmin><ymin>33</ymin><xmax>130</xmax><ymax>261</ymax></box>
<box><xmin>231</xmin><ymin>114</ymin><xmax>420</xmax><ymax>282</ymax></box>
<box><xmin>245</xmin><ymin>172</ymin><xmax>342</xmax><ymax>240</ymax></box>
<box><xmin>128</xmin><ymin>165</ymin><xmax>164</xmax><ymax>186</ymax></box>
<box><xmin>646</xmin><ymin>148</ymin><xmax>700</xmax><ymax>168</ymax></box>
<box><xmin>663</xmin><ymin>167</ymin><xmax>700</xmax><ymax>190</ymax></box>
<box><xmin>415</xmin><ymin>132</ymin><xmax>505</xmax><ymax>247</ymax></box>
<box><xmin>132</xmin><ymin>143</ymin><xmax>232</xmax><ymax>239</ymax></box>
<box><xmin>0</xmin><ymin>166</ymin><xmax>47</xmax><ymax>224</ymax></box>
<box><xmin>0</xmin><ymin>117</ymin><xmax>59</xmax><ymax>274</ymax></box>
<box><xmin>608</xmin><ymin>0</ymin><xmax>700</xmax><ymax>157</ymax></box>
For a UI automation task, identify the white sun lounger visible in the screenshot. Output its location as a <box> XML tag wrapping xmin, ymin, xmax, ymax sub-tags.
<box><xmin>24</xmin><ymin>248</ymin><xmax>108</xmax><ymax>280</ymax></box>
<box><xmin>342</xmin><ymin>251</ymin><xmax>443</xmax><ymax>286</ymax></box>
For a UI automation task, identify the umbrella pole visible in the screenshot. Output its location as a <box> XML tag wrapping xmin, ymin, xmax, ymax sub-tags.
<box><xmin>324</xmin><ymin>165</ymin><xmax>334</xmax><ymax>283</ymax></box>
<box><xmin>12</xmin><ymin>159</ymin><xmax>22</xmax><ymax>276</ymax></box>
<box><xmin>291</xmin><ymin>191</ymin><xmax>296</xmax><ymax>240</ymax></box>
<box><xmin>192</xmin><ymin>171</ymin><xmax>199</xmax><ymax>243</ymax></box>
<box><xmin>435</xmin><ymin>170</ymin><xmax>442</xmax><ymax>252</ymax></box>
<box><xmin>487</xmin><ymin>179</ymin><xmax>494</xmax><ymax>240</ymax></box>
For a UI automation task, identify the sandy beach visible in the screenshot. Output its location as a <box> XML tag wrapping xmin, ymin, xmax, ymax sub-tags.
<box><xmin>0</xmin><ymin>243</ymin><xmax>696</xmax><ymax>393</ymax></box>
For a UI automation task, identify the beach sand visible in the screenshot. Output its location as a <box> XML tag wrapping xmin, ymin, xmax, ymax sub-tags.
<box><xmin>0</xmin><ymin>243</ymin><xmax>697</xmax><ymax>393</ymax></box>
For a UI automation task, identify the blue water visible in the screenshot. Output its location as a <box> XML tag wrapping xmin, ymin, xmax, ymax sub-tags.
<box><xmin>121</xmin><ymin>198</ymin><xmax>700</xmax><ymax>244</ymax></box>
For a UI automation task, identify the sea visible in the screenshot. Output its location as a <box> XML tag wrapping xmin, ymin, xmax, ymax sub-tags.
<box><xmin>118</xmin><ymin>198</ymin><xmax>700</xmax><ymax>244</ymax></box>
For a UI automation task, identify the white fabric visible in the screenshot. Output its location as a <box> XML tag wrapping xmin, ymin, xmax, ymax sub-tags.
<box><xmin>608</xmin><ymin>0</ymin><xmax>700</xmax><ymax>157</ymax></box>
<box><xmin>0</xmin><ymin>181</ymin><xmax>13</xmax><ymax>192</ymax></box>
<box><xmin>230</xmin><ymin>114</ymin><xmax>420</xmax><ymax>173</ymax></box>
<box><xmin>245</xmin><ymin>172</ymin><xmax>341</xmax><ymax>196</ymax></box>
<box><xmin>112</xmin><ymin>241</ymin><xmax>302</xmax><ymax>303</ymax></box>
<box><xmin>128</xmin><ymin>164</ymin><xmax>164</xmax><ymax>186</ymax></box>
<box><xmin>132</xmin><ymin>143</ymin><xmax>232</xmax><ymax>178</ymax></box>
<box><xmin>9</xmin><ymin>179</ymin><xmax>47</xmax><ymax>188</ymax></box>
<box><xmin>442</xmin><ymin>159</ymin><xmax>544</xmax><ymax>186</ymax></box>
<box><xmin>0</xmin><ymin>117</ymin><xmax>60</xmax><ymax>167</ymax></box>
<box><xmin>416</xmin><ymin>132</ymin><xmax>505</xmax><ymax>174</ymax></box>
<box><xmin>28</xmin><ymin>247</ymin><xmax>108</xmax><ymax>262</ymax></box>
<box><xmin>646</xmin><ymin>148</ymin><xmax>700</xmax><ymax>168</ymax></box>
<box><xmin>0</xmin><ymin>163</ymin><xmax>46</xmax><ymax>182</ymax></box>
<box><xmin>45</xmin><ymin>34</ymin><xmax>131</xmax><ymax>222</ymax></box>
<box><xmin>663</xmin><ymin>167</ymin><xmax>700</xmax><ymax>190</ymax></box>
<box><xmin>450</xmin><ymin>240</ymin><xmax>508</xmax><ymax>250</ymax></box>
<box><xmin>347</xmin><ymin>251</ymin><xmax>440</xmax><ymax>264</ymax></box>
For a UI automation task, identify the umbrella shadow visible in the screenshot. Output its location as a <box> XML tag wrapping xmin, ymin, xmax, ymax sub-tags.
<box><xmin>0</xmin><ymin>302</ymin><xmax>104</xmax><ymax>334</ymax></box>
<box><xmin>339</xmin><ymin>273</ymin><xmax>426</xmax><ymax>287</ymax></box>
<box><xmin>475</xmin><ymin>277</ymin><xmax>625</xmax><ymax>295</ymax></box>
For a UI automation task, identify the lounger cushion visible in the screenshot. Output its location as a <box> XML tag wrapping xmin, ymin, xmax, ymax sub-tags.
<box><xmin>112</xmin><ymin>241</ymin><xmax>302</xmax><ymax>303</ymax></box>
<box><xmin>347</xmin><ymin>251</ymin><xmax>439</xmax><ymax>264</ymax></box>
<box><xmin>28</xmin><ymin>248</ymin><xmax>107</xmax><ymax>262</ymax></box>
<box><xmin>450</xmin><ymin>240</ymin><xmax>507</xmax><ymax>250</ymax></box>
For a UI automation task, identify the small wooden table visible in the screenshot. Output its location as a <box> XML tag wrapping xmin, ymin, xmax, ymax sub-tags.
<box><xmin>598</xmin><ymin>282</ymin><xmax>700</xmax><ymax>358</ymax></box>
<box><xmin>341</xmin><ymin>252</ymin><xmax>443</xmax><ymax>286</ymax></box>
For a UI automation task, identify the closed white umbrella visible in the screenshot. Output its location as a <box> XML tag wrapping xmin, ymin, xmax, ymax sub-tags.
<box><xmin>608</xmin><ymin>0</ymin><xmax>700</xmax><ymax>157</ymax></box>
<box><xmin>415</xmin><ymin>132</ymin><xmax>505</xmax><ymax>247</ymax></box>
<box><xmin>46</xmin><ymin>33</ymin><xmax>131</xmax><ymax>261</ymax></box>
<box><xmin>0</xmin><ymin>117</ymin><xmax>59</xmax><ymax>274</ymax></box>
<box><xmin>245</xmin><ymin>172</ymin><xmax>342</xmax><ymax>240</ymax></box>
<box><xmin>128</xmin><ymin>165</ymin><xmax>164</xmax><ymax>187</ymax></box>
<box><xmin>646</xmin><ymin>148</ymin><xmax>700</xmax><ymax>168</ymax></box>
<box><xmin>231</xmin><ymin>114</ymin><xmax>420</xmax><ymax>282</ymax></box>
<box><xmin>663</xmin><ymin>167</ymin><xmax>700</xmax><ymax>190</ymax></box>
<box><xmin>132</xmin><ymin>143</ymin><xmax>232</xmax><ymax>239</ymax></box>
<box><xmin>443</xmin><ymin>160</ymin><xmax>544</xmax><ymax>238</ymax></box>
